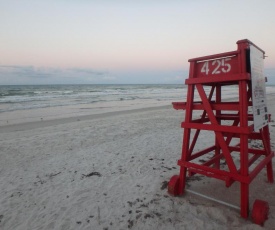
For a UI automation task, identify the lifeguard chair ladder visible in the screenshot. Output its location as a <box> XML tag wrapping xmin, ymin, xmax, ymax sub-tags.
<box><xmin>168</xmin><ymin>39</ymin><xmax>274</xmax><ymax>225</ymax></box>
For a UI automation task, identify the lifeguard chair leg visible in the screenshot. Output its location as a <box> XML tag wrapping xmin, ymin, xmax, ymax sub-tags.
<box><xmin>238</xmin><ymin>73</ymin><xmax>249</xmax><ymax>218</ymax></box>
<box><xmin>240</xmin><ymin>134</ymin><xmax>249</xmax><ymax>218</ymax></box>
<box><xmin>178</xmin><ymin>82</ymin><xmax>195</xmax><ymax>195</ymax></box>
<box><xmin>178</xmin><ymin>166</ymin><xmax>187</xmax><ymax>195</ymax></box>
<box><xmin>240</xmin><ymin>183</ymin><xmax>249</xmax><ymax>218</ymax></box>
<box><xmin>169</xmin><ymin>82</ymin><xmax>195</xmax><ymax>196</ymax></box>
<box><xmin>262</xmin><ymin>126</ymin><xmax>274</xmax><ymax>183</ymax></box>
<box><xmin>178</xmin><ymin>126</ymin><xmax>192</xmax><ymax>195</ymax></box>
<box><xmin>215</xmin><ymin>85</ymin><xmax>222</xmax><ymax>169</ymax></box>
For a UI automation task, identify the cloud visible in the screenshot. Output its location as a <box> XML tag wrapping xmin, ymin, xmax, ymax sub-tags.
<box><xmin>0</xmin><ymin>65</ymin><xmax>113</xmax><ymax>84</ymax></box>
<box><xmin>0</xmin><ymin>65</ymin><xmax>189</xmax><ymax>84</ymax></box>
<box><xmin>68</xmin><ymin>68</ymin><xmax>108</xmax><ymax>76</ymax></box>
<box><xmin>0</xmin><ymin>65</ymin><xmax>54</xmax><ymax>79</ymax></box>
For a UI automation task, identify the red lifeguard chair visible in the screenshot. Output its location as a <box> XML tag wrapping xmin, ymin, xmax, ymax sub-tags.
<box><xmin>168</xmin><ymin>39</ymin><xmax>274</xmax><ymax>225</ymax></box>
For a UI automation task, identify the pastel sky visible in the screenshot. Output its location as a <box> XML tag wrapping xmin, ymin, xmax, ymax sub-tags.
<box><xmin>1</xmin><ymin>0</ymin><xmax>275</xmax><ymax>84</ymax></box>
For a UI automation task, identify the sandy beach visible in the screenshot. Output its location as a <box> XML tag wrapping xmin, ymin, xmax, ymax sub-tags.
<box><xmin>1</xmin><ymin>95</ymin><xmax>275</xmax><ymax>230</ymax></box>
<box><xmin>2</xmin><ymin>0</ymin><xmax>275</xmax><ymax>229</ymax></box>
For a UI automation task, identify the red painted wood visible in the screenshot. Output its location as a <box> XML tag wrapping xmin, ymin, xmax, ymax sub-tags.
<box><xmin>169</xmin><ymin>39</ymin><xmax>274</xmax><ymax>223</ymax></box>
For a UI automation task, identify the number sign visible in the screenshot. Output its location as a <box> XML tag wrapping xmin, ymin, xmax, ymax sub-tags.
<box><xmin>196</xmin><ymin>56</ymin><xmax>239</xmax><ymax>77</ymax></box>
<box><xmin>201</xmin><ymin>58</ymin><xmax>232</xmax><ymax>75</ymax></box>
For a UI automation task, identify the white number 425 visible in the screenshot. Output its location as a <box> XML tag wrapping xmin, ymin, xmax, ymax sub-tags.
<box><xmin>201</xmin><ymin>58</ymin><xmax>231</xmax><ymax>75</ymax></box>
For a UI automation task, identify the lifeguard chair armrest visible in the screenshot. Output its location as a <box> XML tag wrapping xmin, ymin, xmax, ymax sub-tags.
<box><xmin>172</xmin><ymin>102</ymin><xmax>186</xmax><ymax>110</ymax></box>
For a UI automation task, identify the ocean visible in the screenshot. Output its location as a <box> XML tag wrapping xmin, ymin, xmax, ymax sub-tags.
<box><xmin>0</xmin><ymin>84</ymin><xmax>188</xmax><ymax>125</ymax></box>
<box><xmin>1</xmin><ymin>84</ymin><xmax>274</xmax><ymax>125</ymax></box>
<box><xmin>0</xmin><ymin>84</ymin><xmax>186</xmax><ymax>113</ymax></box>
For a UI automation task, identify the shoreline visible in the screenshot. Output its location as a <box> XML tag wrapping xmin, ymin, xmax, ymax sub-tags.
<box><xmin>2</xmin><ymin>90</ymin><xmax>275</xmax><ymax>133</ymax></box>
<box><xmin>0</xmin><ymin>99</ymin><xmax>173</xmax><ymax>127</ymax></box>
<box><xmin>0</xmin><ymin>105</ymin><xmax>172</xmax><ymax>133</ymax></box>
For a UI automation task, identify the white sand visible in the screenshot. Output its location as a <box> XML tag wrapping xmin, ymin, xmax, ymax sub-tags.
<box><xmin>1</xmin><ymin>97</ymin><xmax>275</xmax><ymax>229</ymax></box>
